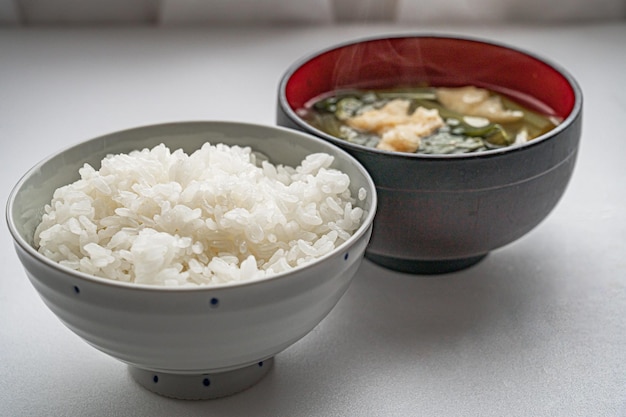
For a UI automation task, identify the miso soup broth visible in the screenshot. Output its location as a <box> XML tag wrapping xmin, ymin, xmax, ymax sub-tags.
<box><xmin>299</xmin><ymin>86</ymin><xmax>561</xmax><ymax>155</ymax></box>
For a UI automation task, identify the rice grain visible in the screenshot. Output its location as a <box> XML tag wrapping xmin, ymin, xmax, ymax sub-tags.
<box><xmin>35</xmin><ymin>142</ymin><xmax>367</xmax><ymax>286</ymax></box>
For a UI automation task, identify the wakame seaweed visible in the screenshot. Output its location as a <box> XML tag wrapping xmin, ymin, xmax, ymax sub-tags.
<box><xmin>301</xmin><ymin>87</ymin><xmax>560</xmax><ymax>155</ymax></box>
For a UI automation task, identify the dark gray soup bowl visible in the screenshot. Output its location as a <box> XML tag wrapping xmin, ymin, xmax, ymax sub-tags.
<box><xmin>277</xmin><ymin>34</ymin><xmax>582</xmax><ymax>274</ymax></box>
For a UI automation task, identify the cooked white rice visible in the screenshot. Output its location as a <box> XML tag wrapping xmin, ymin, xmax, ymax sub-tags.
<box><xmin>34</xmin><ymin>142</ymin><xmax>367</xmax><ymax>286</ymax></box>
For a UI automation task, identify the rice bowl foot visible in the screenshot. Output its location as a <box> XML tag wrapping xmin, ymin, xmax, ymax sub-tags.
<box><xmin>128</xmin><ymin>357</ymin><xmax>274</xmax><ymax>400</ymax></box>
<box><xmin>365</xmin><ymin>253</ymin><xmax>487</xmax><ymax>274</ymax></box>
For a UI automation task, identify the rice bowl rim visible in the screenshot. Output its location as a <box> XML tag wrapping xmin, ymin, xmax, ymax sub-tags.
<box><xmin>6</xmin><ymin>120</ymin><xmax>378</xmax><ymax>293</ymax></box>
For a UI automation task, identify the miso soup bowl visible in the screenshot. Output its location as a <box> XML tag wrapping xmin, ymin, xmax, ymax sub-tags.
<box><xmin>6</xmin><ymin>121</ymin><xmax>377</xmax><ymax>400</ymax></box>
<box><xmin>277</xmin><ymin>34</ymin><xmax>582</xmax><ymax>274</ymax></box>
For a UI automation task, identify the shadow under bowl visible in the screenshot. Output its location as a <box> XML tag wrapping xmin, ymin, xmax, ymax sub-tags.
<box><xmin>277</xmin><ymin>34</ymin><xmax>583</xmax><ymax>274</ymax></box>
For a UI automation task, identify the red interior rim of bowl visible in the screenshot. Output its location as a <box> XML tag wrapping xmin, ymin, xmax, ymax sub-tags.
<box><xmin>283</xmin><ymin>35</ymin><xmax>578</xmax><ymax>120</ymax></box>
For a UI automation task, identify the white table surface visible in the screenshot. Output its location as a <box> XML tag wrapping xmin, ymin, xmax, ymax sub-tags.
<box><xmin>1</xmin><ymin>21</ymin><xmax>625</xmax><ymax>417</ymax></box>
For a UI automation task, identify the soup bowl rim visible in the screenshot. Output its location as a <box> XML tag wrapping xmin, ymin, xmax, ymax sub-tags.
<box><xmin>277</xmin><ymin>32</ymin><xmax>583</xmax><ymax>161</ymax></box>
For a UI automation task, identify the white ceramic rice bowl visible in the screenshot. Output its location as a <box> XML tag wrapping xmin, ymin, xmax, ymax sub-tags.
<box><xmin>7</xmin><ymin>121</ymin><xmax>377</xmax><ymax>399</ymax></box>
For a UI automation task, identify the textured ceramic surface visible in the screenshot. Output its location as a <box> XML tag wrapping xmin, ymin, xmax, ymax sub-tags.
<box><xmin>6</xmin><ymin>121</ymin><xmax>377</xmax><ymax>399</ymax></box>
<box><xmin>277</xmin><ymin>34</ymin><xmax>583</xmax><ymax>274</ymax></box>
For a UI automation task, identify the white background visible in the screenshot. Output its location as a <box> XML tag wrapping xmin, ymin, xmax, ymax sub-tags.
<box><xmin>1</xmin><ymin>0</ymin><xmax>625</xmax><ymax>25</ymax></box>
<box><xmin>1</xmin><ymin>3</ymin><xmax>625</xmax><ymax>417</ymax></box>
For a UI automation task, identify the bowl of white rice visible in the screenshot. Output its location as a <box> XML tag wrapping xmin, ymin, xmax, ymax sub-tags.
<box><xmin>6</xmin><ymin>121</ymin><xmax>377</xmax><ymax>400</ymax></box>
